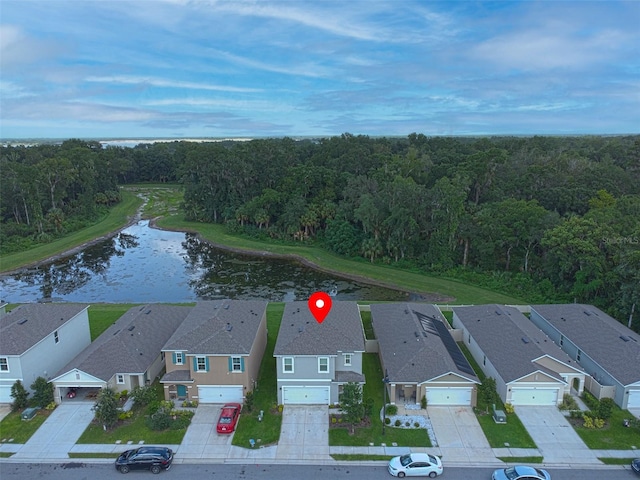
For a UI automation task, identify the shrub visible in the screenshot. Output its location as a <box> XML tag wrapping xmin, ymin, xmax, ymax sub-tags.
<box><xmin>130</xmin><ymin>385</ymin><xmax>157</xmax><ymax>408</ymax></box>
<box><xmin>331</xmin><ymin>416</ymin><xmax>337</xmax><ymax>424</ymax></box>
<box><xmin>244</xmin><ymin>391</ymin><xmax>254</xmax><ymax>413</ymax></box>
<box><xmin>148</xmin><ymin>409</ymin><xmax>171</xmax><ymax>431</ymax></box>
<box><xmin>385</xmin><ymin>404</ymin><xmax>398</xmax><ymax>415</ymax></box>
<box><xmin>278</xmin><ymin>404</ymin><xmax>283</xmax><ymax>413</ymax></box>
<box><xmin>421</xmin><ymin>395</ymin><xmax>427</xmax><ymax>409</ymax></box>
<box><xmin>582</xmin><ymin>414</ymin><xmax>595</xmax><ymax>429</ymax></box>
<box><xmin>596</xmin><ymin>398</ymin><xmax>614</xmax><ymax>419</ymax></box>
<box><xmin>384</xmin><ymin>417</ymin><xmax>391</xmax><ymax>425</ymax></box>
<box><xmin>581</xmin><ymin>391</ymin><xmax>599</xmax><ymax>410</ymax></box>
<box><xmin>405</xmin><ymin>421</ymin><xmax>410</xmax><ymax>427</ymax></box>
<box><xmin>45</xmin><ymin>402</ymin><xmax>57</xmax><ymax>410</ymax></box>
<box><xmin>94</xmin><ymin>387</ymin><xmax>119</xmax><ymax>429</ymax></box>
<box><xmin>559</xmin><ymin>393</ymin><xmax>578</xmax><ymax>411</ymax></box>
<box><xmin>504</xmin><ymin>403</ymin><xmax>514</xmax><ymax>414</ymax></box>
<box><xmin>414</xmin><ymin>422</ymin><xmax>420</xmax><ymax>428</ymax></box>
<box><xmin>119</xmin><ymin>390</ymin><xmax>129</xmax><ymax>400</ymax></box>
<box><xmin>10</xmin><ymin>380</ymin><xmax>29</xmax><ymax>412</ymax></box>
<box><xmin>394</xmin><ymin>419</ymin><xmax>401</xmax><ymax>427</ymax></box>
<box><xmin>146</xmin><ymin>400</ymin><xmax>162</xmax><ymax>415</ymax></box>
<box><xmin>30</xmin><ymin>376</ymin><xmax>54</xmax><ymax>407</ymax></box>
<box><xmin>118</xmin><ymin>410</ymin><xmax>134</xmax><ymax>420</ymax></box>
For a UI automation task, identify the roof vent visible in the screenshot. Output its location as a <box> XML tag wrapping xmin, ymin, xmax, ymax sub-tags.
<box><xmin>128</xmin><ymin>325</ymin><xmax>135</xmax><ymax>331</ymax></box>
<box><xmin>584</xmin><ymin>310</ymin><xmax>591</xmax><ymax>316</ymax></box>
<box><xmin>113</xmin><ymin>329</ymin><xmax>121</xmax><ymax>335</ymax></box>
<box><xmin>224</xmin><ymin>304</ymin><xmax>230</xmax><ymax>310</ymax></box>
<box><xmin>495</xmin><ymin>310</ymin><xmax>502</xmax><ymax>315</ymax></box>
<box><xmin>414</xmin><ymin>331</ymin><xmax>419</xmax><ymax>338</ymax></box>
<box><xmin>405</xmin><ymin>309</ymin><xmax>409</xmax><ymax>314</ymax></box>
<box><xmin>18</xmin><ymin>318</ymin><xmax>28</xmax><ymax>325</ymax></box>
<box><xmin>226</xmin><ymin>323</ymin><xmax>232</xmax><ymax>332</ymax></box>
<box><xmin>620</xmin><ymin>335</ymin><xmax>630</xmax><ymax>342</ymax></box>
<box><xmin>145</xmin><ymin>309</ymin><xmax>151</xmax><ymax>314</ymax></box>
<box><xmin>298</xmin><ymin>326</ymin><xmax>304</xmax><ymax>333</ymax></box>
<box><xmin>522</xmin><ymin>337</ymin><xmax>530</xmax><ymax>344</ymax></box>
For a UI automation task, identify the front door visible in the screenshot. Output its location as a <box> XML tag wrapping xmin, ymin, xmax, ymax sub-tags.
<box><xmin>177</xmin><ymin>385</ymin><xmax>187</xmax><ymax>398</ymax></box>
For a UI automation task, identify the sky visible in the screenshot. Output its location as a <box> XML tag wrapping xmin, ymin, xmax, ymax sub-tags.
<box><xmin>1</xmin><ymin>0</ymin><xmax>639</xmax><ymax>140</ymax></box>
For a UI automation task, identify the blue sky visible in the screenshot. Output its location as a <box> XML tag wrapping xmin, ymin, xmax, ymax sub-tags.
<box><xmin>1</xmin><ymin>0</ymin><xmax>639</xmax><ymax>139</ymax></box>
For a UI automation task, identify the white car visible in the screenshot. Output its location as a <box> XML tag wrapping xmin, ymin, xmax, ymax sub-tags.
<box><xmin>388</xmin><ymin>453</ymin><xmax>443</xmax><ymax>478</ymax></box>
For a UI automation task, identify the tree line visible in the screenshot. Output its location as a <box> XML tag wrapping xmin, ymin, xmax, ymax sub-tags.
<box><xmin>1</xmin><ymin>134</ymin><xmax>639</xmax><ymax>330</ymax></box>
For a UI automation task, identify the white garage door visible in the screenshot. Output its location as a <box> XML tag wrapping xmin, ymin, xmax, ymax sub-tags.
<box><xmin>0</xmin><ymin>385</ymin><xmax>12</xmax><ymax>403</ymax></box>
<box><xmin>627</xmin><ymin>390</ymin><xmax>640</xmax><ymax>409</ymax></box>
<box><xmin>197</xmin><ymin>385</ymin><xmax>243</xmax><ymax>403</ymax></box>
<box><xmin>426</xmin><ymin>387</ymin><xmax>473</xmax><ymax>405</ymax></box>
<box><xmin>282</xmin><ymin>386</ymin><xmax>330</xmax><ymax>404</ymax></box>
<box><xmin>511</xmin><ymin>387</ymin><xmax>558</xmax><ymax>406</ymax></box>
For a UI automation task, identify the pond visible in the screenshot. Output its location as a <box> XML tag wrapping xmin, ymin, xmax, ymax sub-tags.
<box><xmin>0</xmin><ymin>221</ymin><xmax>410</xmax><ymax>303</ymax></box>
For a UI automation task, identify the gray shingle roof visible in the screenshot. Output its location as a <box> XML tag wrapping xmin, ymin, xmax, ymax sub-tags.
<box><xmin>335</xmin><ymin>371</ymin><xmax>365</xmax><ymax>383</ymax></box>
<box><xmin>54</xmin><ymin>304</ymin><xmax>190</xmax><ymax>381</ymax></box>
<box><xmin>531</xmin><ymin>304</ymin><xmax>640</xmax><ymax>386</ymax></box>
<box><xmin>0</xmin><ymin>303</ymin><xmax>89</xmax><ymax>355</ymax></box>
<box><xmin>454</xmin><ymin>304</ymin><xmax>577</xmax><ymax>383</ymax></box>
<box><xmin>371</xmin><ymin>303</ymin><xmax>478</xmax><ymax>384</ymax></box>
<box><xmin>274</xmin><ymin>301</ymin><xmax>365</xmax><ymax>356</ymax></box>
<box><xmin>163</xmin><ymin>300</ymin><xmax>267</xmax><ymax>354</ymax></box>
<box><xmin>161</xmin><ymin>369</ymin><xmax>193</xmax><ymax>382</ymax></box>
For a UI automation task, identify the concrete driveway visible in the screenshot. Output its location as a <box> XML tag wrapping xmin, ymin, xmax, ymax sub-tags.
<box><xmin>515</xmin><ymin>406</ymin><xmax>600</xmax><ymax>464</ymax></box>
<box><xmin>12</xmin><ymin>402</ymin><xmax>95</xmax><ymax>459</ymax></box>
<box><xmin>175</xmin><ymin>405</ymin><xmax>234</xmax><ymax>460</ymax></box>
<box><xmin>427</xmin><ymin>406</ymin><xmax>494</xmax><ymax>463</ymax></box>
<box><xmin>277</xmin><ymin>405</ymin><xmax>328</xmax><ymax>460</ymax></box>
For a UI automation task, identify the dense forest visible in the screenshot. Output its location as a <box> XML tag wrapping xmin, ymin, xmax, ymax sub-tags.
<box><xmin>1</xmin><ymin>134</ymin><xmax>639</xmax><ymax>330</ymax></box>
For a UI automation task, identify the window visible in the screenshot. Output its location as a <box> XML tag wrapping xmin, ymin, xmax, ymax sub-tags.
<box><xmin>483</xmin><ymin>355</ymin><xmax>486</xmax><ymax>366</ymax></box>
<box><xmin>231</xmin><ymin>356</ymin><xmax>242</xmax><ymax>372</ymax></box>
<box><xmin>75</xmin><ymin>372</ymin><xmax>81</xmax><ymax>380</ymax></box>
<box><xmin>161</xmin><ymin>352</ymin><xmax>165</xmax><ymax>361</ymax></box>
<box><xmin>577</xmin><ymin>349</ymin><xmax>582</xmax><ymax>361</ymax></box>
<box><xmin>467</xmin><ymin>333</ymin><xmax>471</xmax><ymax>344</ymax></box>
<box><xmin>196</xmin><ymin>357</ymin><xmax>207</xmax><ymax>372</ymax></box>
<box><xmin>318</xmin><ymin>357</ymin><xmax>329</xmax><ymax>373</ymax></box>
<box><xmin>283</xmin><ymin>357</ymin><xmax>294</xmax><ymax>373</ymax></box>
<box><xmin>175</xmin><ymin>352</ymin><xmax>183</xmax><ymax>365</ymax></box>
<box><xmin>560</xmin><ymin>335</ymin><xmax>564</xmax><ymax>346</ymax></box>
<box><xmin>54</xmin><ymin>330</ymin><xmax>59</xmax><ymax>344</ymax></box>
<box><xmin>0</xmin><ymin>358</ymin><xmax>8</xmax><ymax>372</ymax></box>
<box><xmin>117</xmin><ymin>374</ymin><xmax>125</xmax><ymax>384</ymax></box>
<box><xmin>344</xmin><ymin>353</ymin><xmax>352</xmax><ymax>366</ymax></box>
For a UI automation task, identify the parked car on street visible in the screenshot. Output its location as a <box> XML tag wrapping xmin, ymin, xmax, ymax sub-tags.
<box><xmin>631</xmin><ymin>458</ymin><xmax>640</xmax><ymax>475</ymax></box>
<box><xmin>492</xmin><ymin>465</ymin><xmax>550</xmax><ymax>480</ymax></box>
<box><xmin>114</xmin><ymin>446</ymin><xmax>173</xmax><ymax>474</ymax></box>
<box><xmin>387</xmin><ymin>453</ymin><xmax>443</xmax><ymax>477</ymax></box>
<box><xmin>216</xmin><ymin>402</ymin><xmax>242</xmax><ymax>434</ymax></box>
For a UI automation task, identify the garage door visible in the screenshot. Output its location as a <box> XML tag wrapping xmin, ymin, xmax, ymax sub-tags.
<box><xmin>197</xmin><ymin>385</ymin><xmax>243</xmax><ymax>403</ymax></box>
<box><xmin>426</xmin><ymin>387</ymin><xmax>473</xmax><ymax>405</ymax></box>
<box><xmin>628</xmin><ymin>390</ymin><xmax>640</xmax><ymax>409</ymax></box>
<box><xmin>282</xmin><ymin>386</ymin><xmax>330</xmax><ymax>404</ymax></box>
<box><xmin>511</xmin><ymin>387</ymin><xmax>558</xmax><ymax>406</ymax></box>
<box><xmin>0</xmin><ymin>385</ymin><xmax>12</xmax><ymax>403</ymax></box>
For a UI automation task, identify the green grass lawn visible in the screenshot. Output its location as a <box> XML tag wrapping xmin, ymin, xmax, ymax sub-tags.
<box><xmin>231</xmin><ymin>303</ymin><xmax>284</xmax><ymax>448</ymax></box>
<box><xmin>329</xmin><ymin>354</ymin><xmax>431</xmax><ymax>447</ymax></box>
<box><xmin>0</xmin><ymin>190</ymin><xmax>142</xmax><ymax>274</ymax></box>
<box><xmin>572</xmin><ymin>407</ymin><xmax>640</xmax><ymax>450</ymax></box>
<box><xmin>457</xmin><ymin>343</ymin><xmax>536</xmax><ymax>449</ymax></box>
<box><xmin>360</xmin><ymin>310</ymin><xmax>375</xmax><ymax>339</ymax></box>
<box><xmin>88</xmin><ymin>303</ymin><xmax>140</xmax><ymax>340</ymax></box>
<box><xmin>331</xmin><ymin>454</ymin><xmax>394</xmax><ymax>461</ymax></box>
<box><xmin>497</xmin><ymin>456</ymin><xmax>543</xmax><ymax>463</ymax></box>
<box><xmin>0</xmin><ymin>409</ymin><xmax>51</xmax><ymax>443</ymax></box>
<box><xmin>76</xmin><ymin>383</ymin><xmax>189</xmax><ymax>445</ymax></box>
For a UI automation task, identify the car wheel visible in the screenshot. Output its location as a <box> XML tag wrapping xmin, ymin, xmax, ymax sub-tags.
<box><xmin>150</xmin><ymin>465</ymin><xmax>161</xmax><ymax>474</ymax></box>
<box><xmin>397</xmin><ymin>473</ymin><xmax>405</xmax><ymax>478</ymax></box>
<box><xmin>429</xmin><ymin>473</ymin><xmax>437</xmax><ymax>478</ymax></box>
<box><xmin>119</xmin><ymin>465</ymin><xmax>130</xmax><ymax>474</ymax></box>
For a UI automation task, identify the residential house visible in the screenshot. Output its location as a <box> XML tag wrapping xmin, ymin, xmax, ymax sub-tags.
<box><xmin>274</xmin><ymin>301</ymin><xmax>365</xmax><ymax>405</ymax></box>
<box><xmin>0</xmin><ymin>303</ymin><xmax>91</xmax><ymax>403</ymax></box>
<box><xmin>453</xmin><ymin>304</ymin><xmax>585</xmax><ymax>406</ymax></box>
<box><xmin>372</xmin><ymin>303</ymin><xmax>479</xmax><ymax>407</ymax></box>
<box><xmin>530</xmin><ymin>304</ymin><xmax>640</xmax><ymax>410</ymax></box>
<box><xmin>161</xmin><ymin>300</ymin><xmax>268</xmax><ymax>404</ymax></box>
<box><xmin>51</xmin><ymin>304</ymin><xmax>190</xmax><ymax>403</ymax></box>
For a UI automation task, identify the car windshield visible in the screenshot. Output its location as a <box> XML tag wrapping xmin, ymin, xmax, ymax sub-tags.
<box><xmin>504</xmin><ymin>467</ymin><xmax>518</xmax><ymax>480</ymax></box>
<box><xmin>399</xmin><ymin>454</ymin><xmax>413</xmax><ymax>467</ymax></box>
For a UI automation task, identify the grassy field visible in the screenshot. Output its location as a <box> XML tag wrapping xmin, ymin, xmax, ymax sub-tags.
<box><xmin>0</xmin><ymin>409</ymin><xmax>51</xmax><ymax>443</ymax></box>
<box><xmin>0</xmin><ymin>190</ymin><xmax>142</xmax><ymax>274</ymax></box>
<box><xmin>88</xmin><ymin>303</ymin><xmax>140</xmax><ymax>340</ymax></box>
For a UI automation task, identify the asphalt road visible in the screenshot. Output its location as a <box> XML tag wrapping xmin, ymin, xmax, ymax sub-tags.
<box><xmin>0</xmin><ymin>462</ymin><xmax>636</xmax><ymax>480</ymax></box>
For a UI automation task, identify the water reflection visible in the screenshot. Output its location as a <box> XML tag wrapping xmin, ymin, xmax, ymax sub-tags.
<box><xmin>0</xmin><ymin>221</ymin><xmax>409</xmax><ymax>303</ymax></box>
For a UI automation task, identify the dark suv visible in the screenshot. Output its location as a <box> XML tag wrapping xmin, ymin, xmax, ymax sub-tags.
<box><xmin>115</xmin><ymin>446</ymin><xmax>173</xmax><ymax>474</ymax></box>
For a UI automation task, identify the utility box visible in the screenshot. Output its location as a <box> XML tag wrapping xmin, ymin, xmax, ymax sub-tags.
<box><xmin>21</xmin><ymin>407</ymin><xmax>38</xmax><ymax>421</ymax></box>
<box><xmin>492</xmin><ymin>404</ymin><xmax>506</xmax><ymax>424</ymax></box>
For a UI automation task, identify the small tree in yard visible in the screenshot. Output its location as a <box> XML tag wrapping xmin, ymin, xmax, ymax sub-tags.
<box><xmin>30</xmin><ymin>376</ymin><xmax>53</xmax><ymax>407</ymax></box>
<box><xmin>479</xmin><ymin>377</ymin><xmax>498</xmax><ymax>414</ymax></box>
<box><xmin>93</xmin><ymin>387</ymin><xmax>119</xmax><ymax>430</ymax></box>
<box><xmin>130</xmin><ymin>385</ymin><xmax>157</xmax><ymax>408</ymax></box>
<box><xmin>10</xmin><ymin>380</ymin><xmax>29</xmax><ymax>411</ymax></box>
<box><xmin>339</xmin><ymin>382</ymin><xmax>365</xmax><ymax>434</ymax></box>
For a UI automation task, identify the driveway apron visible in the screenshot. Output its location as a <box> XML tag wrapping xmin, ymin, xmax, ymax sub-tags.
<box><xmin>427</xmin><ymin>406</ymin><xmax>495</xmax><ymax>463</ymax></box>
<box><xmin>277</xmin><ymin>405</ymin><xmax>329</xmax><ymax>460</ymax></box>
<box><xmin>13</xmin><ymin>403</ymin><xmax>95</xmax><ymax>459</ymax></box>
<box><xmin>175</xmin><ymin>405</ymin><xmax>233</xmax><ymax>460</ymax></box>
<box><xmin>515</xmin><ymin>406</ymin><xmax>600</xmax><ymax>464</ymax></box>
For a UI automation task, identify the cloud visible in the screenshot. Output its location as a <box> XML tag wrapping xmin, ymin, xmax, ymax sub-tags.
<box><xmin>84</xmin><ymin>75</ymin><xmax>261</xmax><ymax>93</ymax></box>
<box><xmin>0</xmin><ymin>24</ymin><xmax>65</xmax><ymax>71</ymax></box>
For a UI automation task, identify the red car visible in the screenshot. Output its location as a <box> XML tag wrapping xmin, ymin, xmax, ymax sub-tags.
<box><xmin>216</xmin><ymin>403</ymin><xmax>241</xmax><ymax>434</ymax></box>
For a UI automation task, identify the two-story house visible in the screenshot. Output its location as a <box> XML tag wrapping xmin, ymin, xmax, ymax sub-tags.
<box><xmin>161</xmin><ymin>300</ymin><xmax>268</xmax><ymax>404</ymax></box>
<box><xmin>0</xmin><ymin>303</ymin><xmax>91</xmax><ymax>403</ymax></box>
<box><xmin>274</xmin><ymin>301</ymin><xmax>365</xmax><ymax>405</ymax></box>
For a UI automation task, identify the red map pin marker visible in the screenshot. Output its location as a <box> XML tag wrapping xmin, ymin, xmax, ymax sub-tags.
<box><xmin>308</xmin><ymin>291</ymin><xmax>332</xmax><ymax>324</ymax></box>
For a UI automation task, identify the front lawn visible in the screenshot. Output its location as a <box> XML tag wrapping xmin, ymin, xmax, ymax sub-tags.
<box><xmin>231</xmin><ymin>303</ymin><xmax>284</xmax><ymax>448</ymax></box>
<box><xmin>572</xmin><ymin>407</ymin><xmax>640</xmax><ymax>450</ymax></box>
<box><xmin>458</xmin><ymin>343</ymin><xmax>536</xmax><ymax>448</ymax></box>
<box><xmin>0</xmin><ymin>409</ymin><xmax>51</xmax><ymax>443</ymax></box>
<box><xmin>329</xmin><ymin>354</ymin><xmax>431</xmax><ymax>447</ymax></box>
<box><xmin>76</xmin><ymin>383</ymin><xmax>190</xmax><ymax>445</ymax></box>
